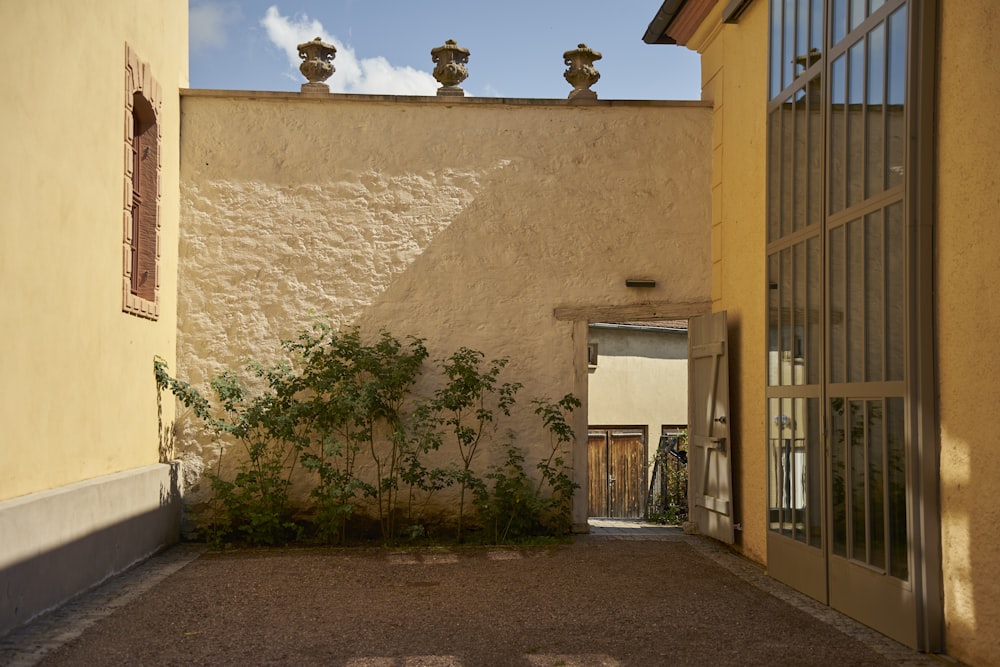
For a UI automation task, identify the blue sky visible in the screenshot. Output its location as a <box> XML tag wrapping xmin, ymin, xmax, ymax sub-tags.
<box><xmin>188</xmin><ymin>1</ymin><xmax>703</xmax><ymax>100</ymax></box>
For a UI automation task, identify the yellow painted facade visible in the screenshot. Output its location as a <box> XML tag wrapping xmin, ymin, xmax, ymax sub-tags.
<box><xmin>935</xmin><ymin>4</ymin><xmax>1000</xmax><ymax>664</ymax></box>
<box><xmin>688</xmin><ymin>0</ymin><xmax>770</xmax><ymax>563</ymax></box>
<box><xmin>0</xmin><ymin>1</ymin><xmax>187</xmax><ymax>501</ymax></box>
<box><xmin>680</xmin><ymin>0</ymin><xmax>1000</xmax><ymax>661</ymax></box>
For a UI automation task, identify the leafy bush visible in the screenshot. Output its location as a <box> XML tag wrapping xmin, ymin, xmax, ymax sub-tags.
<box><xmin>473</xmin><ymin>395</ymin><xmax>581</xmax><ymax>544</ymax></box>
<box><xmin>155</xmin><ymin>324</ymin><xmax>580</xmax><ymax>547</ymax></box>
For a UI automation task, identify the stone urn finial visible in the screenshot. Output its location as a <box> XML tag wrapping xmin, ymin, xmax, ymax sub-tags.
<box><xmin>563</xmin><ymin>43</ymin><xmax>602</xmax><ymax>100</ymax></box>
<box><xmin>431</xmin><ymin>39</ymin><xmax>470</xmax><ymax>97</ymax></box>
<box><xmin>298</xmin><ymin>36</ymin><xmax>337</xmax><ymax>94</ymax></box>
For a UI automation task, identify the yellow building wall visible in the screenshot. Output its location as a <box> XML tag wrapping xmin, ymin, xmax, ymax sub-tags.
<box><xmin>176</xmin><ymin>92</ymin><xmax>712</xmax><ymax>524</ymax></box>
<box><xmin>936</xmin><ymin>3</ymin><xmax>1000</xmax><ymax>664</ymax></box>
<box><xmin>0</xmin><ymin>1</ymin><xmax>187</xmax><ymax>501</ymax></box>
<box><xmin>688</xmin><ymin>1</ymin><xmax>770</xmax><ymax>563</ymax></box>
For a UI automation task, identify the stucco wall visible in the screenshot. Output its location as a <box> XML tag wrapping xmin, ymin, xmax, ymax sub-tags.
<box><xmin>587</xmin><ymin>324</ymin><xmax>689</xmax><ymax>464</ymax></box>
<box><xmin>177</xmin><ymin>92</ymin><xmax>712</xmax><ymax>525</ymax></box>
<box><xmin>935</xmin><ymin>2</ymin><xmax>1000</xmax><ymax>663</ymax></box>
<box><xmin>690</xmin><ymin>1</ymin><xmax>770</xmax><ymax>562</ymax></box>
<box><xmin>0</xmin><ymin>1</ymin><xmax>187</xmax><ymax>501</ymax></box>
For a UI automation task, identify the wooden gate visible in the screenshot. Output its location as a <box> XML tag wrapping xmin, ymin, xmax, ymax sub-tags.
<box><xmin>587</xmin><ymin>428</ymin><xmax>646</xmax><ymax>518</ymax></box>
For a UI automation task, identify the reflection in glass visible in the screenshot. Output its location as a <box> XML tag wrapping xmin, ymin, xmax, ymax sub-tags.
<box><xmin>810</xmin><ymin>0</ymin><xmax>823</xmax><ymax>52</ymax></box>
<box><xmin>807</xmin><ymin>237</ymin><xmax>820</xmax><ymax>384</ymax></box>
<box><xmin>868</xmin><ymin>399</ymin><xmax>886</xmax><ymax>569</ymax></box>
<box><xmin>886</xmin><ymin>203</ymin><xmax>904</xmax><ymax>380</ymax></box>
<box><xmin>887</xmin><ymin>5</ymin><xmax>907</xmax><ymax>188</ymax></box>
<box><xmin>850</xmin><ymin>0</ymin><xmax>867</xmax><ymax>32</ymax></box>
<box><xmin>768</xmin><ymin>254</ymin><xmax>779</xmax><ymax>385</ymax></box>
<box><xmin>831</xmin><ymin>397</ymin><xmax>847</xmax><ymax>557</ymax></box>
<box><xmin>806</xmin><ymin>399</ymin><xmax>821</xmax><ymax>547</ymax></box>
<box><xmin>784</xmin><ymin>0</ymin><xmax>796</xmax><ymax>93</ymax></box>
<box><xmin>832</xmin><ymin>0</ymin><xmax>848</xmax><ymax>46</ymax></box>
<box><xmin>847</xmin><ymin>219</ymin><xmax>865</xmax><ymax>383</ymax></box>
<box><xmin>867</xmin><ymin>23</ymin><xmax>886</xmax><ymax>197</ymax></box>
<box><xmin>794</xmin><ymin>242</ymin><xmax>807</xmax><ymax>383</ymax></box>
<box><xmin>781</xmin><ymin>248</ymin><xmax>793</xmax><ymax>385</ymax></box>
<box><xmin>768</xmin><ymin>109</ymin><xmax>781</xmax><ymax>242</ymax></box>
<box><xmin>768</xmin><ymin>397</ymin><xmax>820</xmax><ymax>545</ymax></box>
<box><xmin>850</xmin><ymin>400</ymin><xmax>866</xmax><ymax>562</ymax></box>
<box><xmin>829</xmin><ymin>225</ymin><xmax>845</xmax><ymax>384</ymax></box>
<box><xmin>794</xmin><ymin>90</ymin><xmax>808</xmax><ymax>232</ymax></box>
<box><xmin>887</xmin><ymin>397</ymin><xmax>908</xmax><ymax>580</ymax></box>
<box><xmin>830</xmin><ymin>54</ymin><xmax>846</xmax><ymax>214</ymax></box>
<box><xmin>770</xmin><ymin>1</ymin><xmax>782</xmax><ymax>99</ymax></box>
<box><xmin>846</xmin><ymin>41</ymin><xmax>865</xmax><ymax>208</ymax></box>
<box><xmin>865</xmin><ymin>211</ymin><xmax>885</xmax><ymax>381</ymax></box>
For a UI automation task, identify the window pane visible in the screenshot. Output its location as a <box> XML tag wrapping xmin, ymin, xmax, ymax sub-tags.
<box><xmin>781</xmin><ymin>97</ymin><xmax>794</xmax><ymax>237</ymax></box>
<box><xmin>866</xmin><ymin>23</ymin><xmax>886</xmax><ymax>197</ymax></box>
<box><xmin>867</xmin><ymin>23</ymin><xmax>886</xmax><ymax>105</ymax></box>
<box><xmin>810</xmin><ymin>0</ymin><xmax>823</xmax><ymax>53</ymax></box>
<box><xmin>781</xmin><ymin>247</ymin><xmax>793</xmax><ymax>384</ymax></box>
<box><xmin>768</xmin><ymin>109</ymin><xmax>781</xmax><ymax>241</ymax></box>
<box><xmin>769</xmin><ymin>397</ymin><xmax>797</xmax><ymax>536</ymax></box>
<box><xmin>832</xmin><ymin>0</ymin><xmax>848</xmax><ymax>46</ymax></box>
<box><xmin>887</xmin><ymin>5</ymin><xmax>907</xmax><ymax>105</ymax></box>
<box><xmin>784</xmin><ymin>0</ymin><xmax>796</xmax><ymax>91</ymax></box>
<box><xmin>807</xmin><ymin>73</ymin><xmax>823</xmax><ymax>228</ymax></box>
<box><xmin>792</xmin><ymin>397</ymin><xmax>807</xmax><ymax>543</ymax></box>
<box><xmin>850</xmin><ymin>0</ymin><xmax>867</xmax><ymax>32</ymax></box>
<box><xmin>796</xmin><ymin>0</ymin><xmax>810</xmax><ymax>79</ymax></box>
<box><xmin>865</xmin><ymin>210</ymin><xmax>885</xmax><ymax>381</ymax></box>
<box><xmin>807</xmin><ymin>236</ymin><xmax>821</xmax><ymax>384</ymax></box>
<box><xmin>830</xmin><ymin>54</ymin><xmax>846</xmax><ymax>215</ymax></box>
<box><xmin>846</xmin><ymin>218</ymin><xmax>865</xmax><ymax>383</ymax></box>
<box><xmin>771</xmin><ymin>0</ymin><xmax>783</xmax><ymax>99</ymax></box>
<box><xmin>868</xmin><ymin>399</ymin><xmax>886</xmax><ymax>570</ymax></box>
<box><xmin>831</xmin><ymin>397</ymin><xmax>847</xmax><ymax>557</ymax></box>
<box><xmin>886</xmin><ymin>5</ymin><xmax>907</xmax><ymax>187</ymax></box>
<box><xmin>885</xmin><ymin>202</ymin><xmax>905</xmax><ymax>380</ymax></box>
<box><xmin>793</xmin><ymin>241</ymin><xmax>807</xmax><ymax>384</ymax></box>
<box><xmin>829</xmin><ymin>224</ymin><xmax>845</xmax><ymax>384</ymax></box>
<box><xmin>806</xmin><ymin>398</ymin><xmax>822</xmax><ymax>547</ymax></box>
<box><xmin>886</xmin><ymin>397</ymin><xmax>908</xmax><ymax>580</ymax></box>
<box><xmin>768</xmin><ymin>253</ymin><xmax>780</xmax><ymax>385</ymax></box>
<box><xmin>869</xmin><ymin>0</ymin><xmax>886</xmax><ymax>12</ymax></box>
<box><xmin>846</xmin><ymin>41</ymin><xmax>865</xmax><ymax>208</ymax></box>
<box><xmin>793</xmin><ymin>89</ymin><xmax>808</xmax><ymax>232</ymax></box>
<box><xmin>850</xmin><ymin>399</ymin><xmax>867</xmax><ymax>562</ymax></box>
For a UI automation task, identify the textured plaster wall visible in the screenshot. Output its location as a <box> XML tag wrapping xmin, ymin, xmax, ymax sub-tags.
<box><xmin>177</xmin><ymin>92</ymin><xmax>711</xmax><ymax>524</ymax></box>
<box><xmin>690</xmin><ymin>1</ymin><xmax>769</xmax><ymax>563</ymax></box>
<box><xmin>0</xmin><ymin>1</ymin><xmax>187</xmax><ymax>500</ymax></box>
<box><xmin>935</xmin><ymin>2</ymin><xmax>1000</xmax><ymax>663</ymax></box>
<box><xmin>587</xmin><ymin>326</ymin><xmax>689</xmax><ymax>466</ymax></box>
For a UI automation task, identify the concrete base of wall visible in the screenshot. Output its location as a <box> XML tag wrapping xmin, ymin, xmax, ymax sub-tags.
<box><xmin>0</xmin><ymin>463</ymin><xmax>182</xmax><ymax>636</ymax></box>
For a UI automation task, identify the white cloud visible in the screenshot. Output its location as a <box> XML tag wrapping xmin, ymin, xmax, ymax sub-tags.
<box><xmin>190</xmin><ymin>2</ymin><xmax>242</xmax><ymax>53</ymax></box>
<box><xmin>260</xmin><ymin>6</ymin><xmax>439</xmax><ymax>95</ymax></box>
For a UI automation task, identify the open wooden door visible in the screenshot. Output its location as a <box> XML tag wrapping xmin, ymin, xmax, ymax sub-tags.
<box><xmin>688</xmin><ymin>311</ymin><xmax>734</xmax><ymax>543</ymax></box>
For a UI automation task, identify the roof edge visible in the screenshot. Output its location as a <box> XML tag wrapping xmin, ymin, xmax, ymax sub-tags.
<box><xmin>642</xmin><ymin>0</ymin><xmax>686</xmax><ymax>45</ymax></box>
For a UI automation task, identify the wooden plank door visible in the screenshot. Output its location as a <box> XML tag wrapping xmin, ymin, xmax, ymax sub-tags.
<box><xmin>587</xmin><ymin>432</ymin><xmax>609</xmax><ymax>517</ymax></box>
<box><xmin>608</xmin><ymin>431</ymin><xmax>644</xmax><ymax>518</ymax></box>
<box><xmin>588</xmin><ymin>429</ymin><xmax>645</xmax><ymax>518</ymax></box>
<box><xmin>688</xmin><ymin>311</ymin><xmax>734</xmax><ymax>543</ymax></box>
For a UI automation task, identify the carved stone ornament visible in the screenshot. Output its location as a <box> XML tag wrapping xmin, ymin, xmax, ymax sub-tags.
<box><xmin>563</xmin><ymin>43</ymin><xmax>602</xmax><ymax>100</ymax></box>
<box><xmin>431</xmin><ymin>39</ymin><xmax>470</xmax><ymax>97</ymax></box>
<box><xmin>297</xmin><ymin>36</ymin><xmax>337</xmax><ymax>93</ymax></box>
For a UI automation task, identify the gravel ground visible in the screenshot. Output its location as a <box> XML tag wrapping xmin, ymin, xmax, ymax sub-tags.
<box><xmin>2</xmin><ymin>527</ymin><xmax>943</xmax><ymax>666</ymax></box>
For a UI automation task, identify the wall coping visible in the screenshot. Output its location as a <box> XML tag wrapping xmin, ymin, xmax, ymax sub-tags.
<box><xmin>180</xmin><ymin>88</ymin><xmax>712</xmax><ymax>109</ymax></box>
